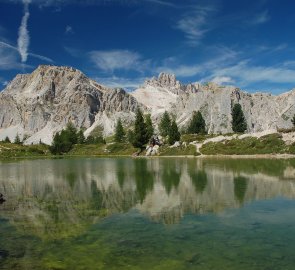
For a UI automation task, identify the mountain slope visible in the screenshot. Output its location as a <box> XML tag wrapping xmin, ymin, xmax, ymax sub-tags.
<box><xmin>0</xmin><ymin>65</ymin><xmax>141</xmax><ymax>144</ymax></box>
<box><xmin>1</xmin><ymin>65</ymin><xmax>295</xmax><ymax>145</ymax></box>
<box><xmin>133</xmin><ymin>76</ymin><xmax>295</xmax><ymax>134</ymax></box>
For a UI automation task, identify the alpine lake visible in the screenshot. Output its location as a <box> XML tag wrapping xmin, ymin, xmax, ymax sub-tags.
<box><xmin>1</xmin><ymin>157</ymin><xmax>295</xmax><ymax>270</ymax></box>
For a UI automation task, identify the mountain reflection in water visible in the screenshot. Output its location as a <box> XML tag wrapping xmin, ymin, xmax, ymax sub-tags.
<box><xmin>1</xmin><ymin>157</ymin><xmax>295</xmax><ymax>270</ymax></box>
<box><xmin>1</xmin><ymin>158</ymin><xmax>295</xmax><ymax>234</ymax></box>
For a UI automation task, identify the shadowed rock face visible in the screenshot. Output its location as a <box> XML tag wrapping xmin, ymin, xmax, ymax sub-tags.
<box><xmin>1</xmin><ymin>65</ymin><xmax>295</xmax><ymax>143</ymax></box>
<box><xmin>0</xmin><ymin>65</ymin><xmax>141</xmax><ymax>144</ymax></box>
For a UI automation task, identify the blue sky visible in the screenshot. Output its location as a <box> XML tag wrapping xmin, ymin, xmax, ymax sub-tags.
<box><xmin>1</xmin><ymin>0</ymin><xmax>295</xmax><ymax>94</ymax></box>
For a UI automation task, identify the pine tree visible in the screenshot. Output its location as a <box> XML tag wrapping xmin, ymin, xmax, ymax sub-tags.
<box><xmin>49</xmin><ymin>123</ymin><xmax>79</xmax><ymax>154</ymax></box>
<box><xmin>4</xmin><ymin>136</ymin><xmax>10</xmax><ymax>143</ymax></box>
<box><xmin>291</xmin><ymin>114</ymin><xmax>295</xmax><ymax>127</ymax></box>
<box><xmin>114</xmin><ymin>118</ymin><xmax>125</xmax><ymax>143</ymax></box>
<box><xmin>168</xmin><ymin>120</ymin><xmax>181</xmax><ymax>145</ymax></box>
<box><xmin>159</xmin><ymin>111</ymin><xmax>171</xmax><ymax>137</ymax></box>
<box><xmin>65</xmin><ymin>122</ymin><xmax>78</xmax><ymax>145</ymax></box>
<box><xmin>127</xmin><ymin>129</ymin><xmax>134</xmax><ymax>144</ymax></box>
<box><xmin>232</xmin><ymin>103</ymin><xmax>247</xmax><ymax>133</ymax></box>
<box><xmin>14</xmin><ymin>133</ymin><xmax>21</xmax><ymax>144</ymax></box>
<box><xmin>187</xmin><ymin>111</ymin><xmax>206</xmax><ymax>134</ymax></box>
<box><xmin>77</xmin><ymin>130</ymin><xmax>85</xmax><ymax>144</ymax></box>
<box><xmin>145</xmin><ymin>114</ymin><xmax>154</xmax><ymax>140</ymax></box>
<box><xmin>132</xmin><ymin>108</ymin><xmax>148</xmax><ymax>149</ymax></box>
<box><xmin>50</xmin><ymin>132</ymin><xmax>63</xmax><ymax>154</ymax></box>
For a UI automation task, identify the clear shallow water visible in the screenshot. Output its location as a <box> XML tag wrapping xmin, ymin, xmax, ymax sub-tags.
<box><xmin>0</xmin><ymin>157</ymin><xmax>295</xmax><ymax>269</ymax></box>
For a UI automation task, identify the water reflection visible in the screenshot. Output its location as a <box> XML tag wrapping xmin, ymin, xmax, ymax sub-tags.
<box><xmin>234</xmin><ymin>176</ymin><xmax>248</xmax><ymax>204</ymax></box>
<box><xmin>187</xmin><ymin>162</ymin><xmax>207</xmax><ymax>194</ymax></box>
<box><xmin>134</xmin><ymin>159</ymin><xmax>154</xmax><ymax>203</ymax></box>
<box><xmin>161</xmin><ymin>159</ymin><xmax>181</xmax><ymax>194</ymax></box>
<box><xmin>0</xmin><ymin>157</ymin><xmax>295</xmax><ymax>235</ymax></box>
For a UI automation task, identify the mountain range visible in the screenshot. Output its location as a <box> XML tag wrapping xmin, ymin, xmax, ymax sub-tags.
<box><xmin>1</xmin><ymin>65</ymin><xmax>295</xmax><ymax>144</ymax></box>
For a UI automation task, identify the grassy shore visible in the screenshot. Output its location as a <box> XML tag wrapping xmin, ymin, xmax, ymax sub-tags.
<box><xmin>200</xmin><ymin>133</ymin><xmax>295</xmax><ymax>155</ymax></box>
<box><xmin>2</xmin><ymin>133</ymin><xmax>295</xmax><ymax>160</ymax></box>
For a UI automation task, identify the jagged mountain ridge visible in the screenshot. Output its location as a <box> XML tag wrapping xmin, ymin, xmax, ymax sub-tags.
<box><xmin>0</xmin><ymin>65</ymin><xmax>141</xmax><ymax>144</ymax></box>
<box><xmin>1</xmin><ymin>65</ymin><xmax>295</xmax><ymax>144</ymax></box>
<box><xmin>131</xmin><ymin>73</ymin><xmax>295</xmax><ymax>134</ymax></box>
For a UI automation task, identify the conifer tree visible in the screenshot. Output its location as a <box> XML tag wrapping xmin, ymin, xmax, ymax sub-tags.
<box><xmin>145</xmin><ymin>114</ymin><xmax>154</xmax><ymax>140</ymax></box>
<box><xmin>168</xmin><ymin>120</ymin><xmax>181</xmax><ymax>145</ymax></box>
<box><xmin>49</xmin><ymin>123</ymin><xmax>79</xmax><ymax>154</ymax></box>
<box><xmin>132</xmin><ymin>108</ymin><xmax>148</xmax><ymax>148</ymax></box>
<box><xmin>4</xmin><ymin>136</ymin><xmax>11</xmax><ymax>143</ymax></box>
<box><xmin>187</xmin><ymin>111</ymin><xmax>206</xmax><ymax>134</ymax></box>
<box><xmin>14</xmin><ymin>133</ymin><xmax>21</xmax><ymax>144</ymax></box>
<box><xmin>291</xmin><ymin>114</ymin><xmax>295</xmax><ymax>127</ymax></box>
<box><xmin>159</xmin><ymin>111</ymin><xmax>171</xmax><ymax>137</ymax></box>
<box><xmin>232</xmin><ymin>103</ymin><xmax>247</xmax><ymax>133</ymax></box>
<box><xmin>65</xmin><ymin>122</ymin><xmax>78</xmax><ymax>144</ymax></box>
<box><xmin>114</xmin><ymin>118</ymin><xmax>125</xmax><ymax>143</ymax></box>
<box><xmin>77</xmin><ymin>130</ymin><xmax>85</xmax><ymax>144</ymax></box>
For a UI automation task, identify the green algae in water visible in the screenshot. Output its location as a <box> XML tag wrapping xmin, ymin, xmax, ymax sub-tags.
<box><xmin>1</xmin><ymin>158</ymin><xmax>295</xmax><ymax>269</ymax></box>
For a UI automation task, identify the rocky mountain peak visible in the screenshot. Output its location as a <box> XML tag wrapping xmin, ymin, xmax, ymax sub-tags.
<box><xmin>144</xmin><ymin>73</ymin><xmax>180</xmax><ymax>87</ymax></box>
<box><xmin>143</xmin><ymin>72</ymin><xmax>183</xmax><ymax>95</ymax></box>
<box><xmin>0</xmin><ymin>65</ymin><xmax>142</xmax><ymax>144</ymax></box>
<box><xmin>157</xmin><ymin>72</ymin><xmax>178</xmax><ymax>87</ymax></box>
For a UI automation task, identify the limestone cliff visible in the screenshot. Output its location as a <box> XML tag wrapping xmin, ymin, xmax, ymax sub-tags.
<box><xmin>1</xmin><ymin>66</ymin><xmax>295</xmax><ymax>144</ymax></box>
<box><xmin>132</xmin><ymin>76</ymin><xmax>295</xmax><ymax>134</ymax></box>
<box><xmin>0</xmin><ymin>65</ymin><xmax>141</xmax><ymax>144</ymax></box>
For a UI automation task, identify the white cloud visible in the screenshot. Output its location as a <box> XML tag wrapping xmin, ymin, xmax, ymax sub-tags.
<box><xmin>94</xmin><ymin>75</ymin><xmax>145</xmax><ymax>90</ymax></box>
<box><xmin>0</xmin><ymin>45</ymin><xmax>26</xmax><ymax>70</ymax></box>
<box><xmin>89</xmin><ymin>50</ymin><xmax>146</xmax><ymax>72</ymax></box>
<box><xmin>250</xmin><ymin>10</ymin><xmax>270</xmax><ymax>25</ymax></box>
<box><xmin>176</xmin><ymin>5</ymin><xmax>216</xmax><ymax>46</ymax></box>
<box><xmin>29</xmin><ymin>52</ymin><xmax>54</xmax><ymax>62</ymax></box>
<box><xmin>0</xmin><ymin>40</ymin><xmax>53</xmax><ymax>63</ymax></box>
<box><xmin>156</xmin><ymin>65</ymin><xmax>202</xmax><ymax>77</ymax></box>
<box><xmin>2</xmin><ymin>80</ymin><xmax>9</xmax><ymax>86</ymax></box>
<box><xmin>144</xmin><ymin>0</ymin><xmax>178</xmax><ymax>8</ymax></box>
<box><xmin>156</xmin><ymin>46</ymin><xmax>238</xmax><ymax>78</ymax></box>
<box><xmin>4</xmin><ymin>0</ymin><xmax>178</xmax><ymax>8</ymax></box>
<box><xmin>65</xmin><ymin>25</ymin><xmax>74</xmax><ymax>34</ymax></box>
<box><xmin>214</xmin><ymin>61</ymin><xmax>295</xmax><ymax>84</ymax></box>
<box><xmin>17</xmin><ymin>0</ymin><xmax>31</xmax><ymax>62</ymax></box>
<box><xmin>212</xmin><ymin>76</ymin><xmax>234</xmax><ymax>85</ymax></box>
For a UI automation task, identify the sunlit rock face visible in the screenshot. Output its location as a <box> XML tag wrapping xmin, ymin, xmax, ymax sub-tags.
<box><xmin>1</xmin><ymin>158</ymin><xmax>295</xmax><ymax>237</ymax></box>
<box><xmin>2</xmin><ymin>66</ymin><xmax>295</xmax><ymax>144</ymax></box>
<box><xmin>0</xmin><ymin>65</ymin><xmax>141</xmax><ymax>144</ymax></box>
<box><xmin>132</xmin><ymin>77</ymin><xmax>295</xmax><ymax>134</ymax></box>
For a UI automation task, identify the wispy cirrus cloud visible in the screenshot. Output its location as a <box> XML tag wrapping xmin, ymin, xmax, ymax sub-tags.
<box><xmin>2</xmin><ymin>0</ymin><xmax>178</xmax><ymax>8</ymax></box>
<box><xmin>212</xmin><ymin>76</ymin><xmax>234</xmax><ymax>85</ymax></box>
<box><xmin>157</xmin><ymin>46</ymin><xmax>238</xmax><ymax>77</ymax></box>
<box><xmin>249</xmin><ymin>10</ymin><xmax>270</xmax><ymax>25</ymax></box>
<box><xmin>89</xmin><ymin>49</ymin><xmax>149</xmax><ymax>72</ymax></box>
<box><xmin>65</xmin><ymin>25</ymin><xmax>74</xmax><ymax>34</ymax></box>
<box><xmin>213</xmin><ymin>60</ymin><xmax>295</xmax><ymax>85</ymax></box>
<box><xmin>0</xmin><ymin>40</ymin><xmax>54</xmax><ymax>63</ymax></box>
<box><xmin>144</xmin><ymin>0</ymin><xmax>178</xmax><ymax>8</ymax></box>
<box><xmin>176</xmin><ymin>5</ymin><xmax>217</xmax><ymax>46</ymax></box>
<box><xmin>17</xmin><ymin>0</ymin><xmax>31</xmax><ymax>63</ymax></box>
<box><xmin>94</xmin><ymin>75</ymin><xmax>146</xmax><ymax>90</ymax></box>
<box><xmin>0</xmin><ymin>44</ymin><xmax>28</xmax><ymax>70</ymax></box>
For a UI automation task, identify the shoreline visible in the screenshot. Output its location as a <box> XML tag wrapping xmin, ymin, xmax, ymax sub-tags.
<box><xmin>1</xmin><ymin>153</ymin><xmax>295</xmax><ymax>162</ymax></box>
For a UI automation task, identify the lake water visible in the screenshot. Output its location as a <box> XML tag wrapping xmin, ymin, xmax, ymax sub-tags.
<box><xmin>1</xmin><ymin>157</ymin><xmax>295</xmax><ymax>269</ymax></box>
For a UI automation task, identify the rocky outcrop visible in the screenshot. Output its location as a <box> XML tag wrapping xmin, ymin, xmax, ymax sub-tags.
<box><xmin>133</xmin><ymin>76</ymin><xmax>295</xmax><ymax>134</ymax></box>
<box><xmin>0</xmin><ymin>65</ymin><xmax>142</xmax><ymax>144</ymax></box>
<box><xmin>172</xmin><ymin>85</ymin><xmax>295</xmax><ymax>134</ymax></box>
